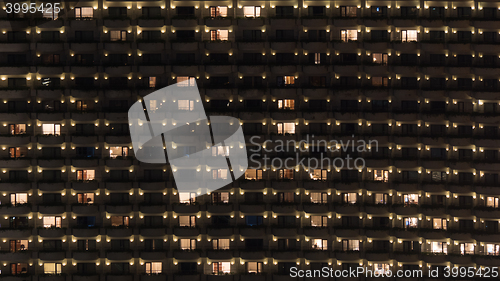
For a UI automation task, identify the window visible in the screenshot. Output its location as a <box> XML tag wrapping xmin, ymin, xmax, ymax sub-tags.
<box><xmin>279</xmin><ymin>169</ymin><xmax>294</xmax><ymax>180</ymax></box>
<box><xmin>43</xmin><ymin>216</ymin><xmax>62</xmax><ymax>228</ymax></box>
<box><xmin>372</xmin><ymin>53</ymin><xmax>388</xmax><ymax>65</ymax></box>
<box><xmin>309</xmin><ymin>53</ymin><xmax>325</xmax><ymax>64</ymax></box>
<box><xmin>343</xmin><ymin>193</ymin><xmax>357</xmax><ymax>204</ymax></box>
<box><xmin>109</xmin><ymin>146</ymin><xmax>128</xmax><ymax>158</ymax></box>
<box><xmin>145</xmin><ymin>262</ymin><xmax>162</xmax><ymax>274</ymax></box>
<box><xmin>75</xmin><ymin>31</ymin><xmax>94</xmax><ymax>42</ymax></box>
<box><xmin>212</xmin><ymin>192</ymin><xmax>229</xmax><ymax>204</ymax></box>
<box><xmin>401</xmin><ymin>30</ymin><xmax>418</xmax><ymax>42</ymax></box>
<box><xmin>44</xmin><ymin>263</ymin><xmax>62</xmax><ymax>275</ymax></box>
<box><xmin>180</xmin><ymin>239</ymin><xmax>196</xmax><ymax>250</ymax></box>
<box><xmin>373</xmin><ymin>170</ymin><xmax>389</xmax><ymax>182</ymax></box>
<box><xmin>210</xmin><ymin>30</ymin><xmax>228</xmax><ymax>41</ymax></box>
<box><xmin>278</xmin><ymin>192</ymin><xmax>295</xmax><ymax>203</ymax></box>
<box><xmin>212</xmin><ymin>146</ymin><xmax>229</xmax><ymax>156</ymax></box>
<box><xmin>179</xmin><ymin>215</ymin><xmax>196</xmax><ymax>227</ymax></box>
<box><xmin>212</xmin><ymin>169</ymin><xmax>228</xmax><ymax>179</ymax></box>
<box><xmin>311</xmin><ymin>216</ymin><xmax>327</xmax><ymax>227</ymax></box>
<box><xmin>9</xmin><ymin>124</ymin><xmax>26</xmax><ymax>135</ymax></box>
<box><xmin>371</xmin><ymin>6</ymin><xmax>387</xmax><ymax>17</ymax></box>
<box><xmin>430</xmin><ymin>241</ymin><xmax>447</xmax><ymax>254</ymax></box>
<box><xmin>401</xmin><ymin>6</ymin><xmax>418</xmax><ymax>17</ymax></box>
<box><xmin>433</xmin><ymin>218</ymin><xmax>447</xmax><ymax>230</ymax></box>
<box><xmin>277</xmin><ymin>99</ymin><xmax>295</xmax><ymax>110</ymax></box>
<box><xmin>209</xmin><ymin>6</ymin><xmax>227</xmax><ymax>17</ymax></box>
<box><xmin>403</xmin><ymin>194</ymin><xmax>419</xmax><ymax>205</ymax></box>
<box><xmin>243</xmin><ymin>6</ymin><xmax>261</xmax><ymax>17</ymax></box>
<box><xmin>246</xmin><ymin>216</ymin><xmax>263</xmax><ymax>226</ymax></box>
<box><xmin>245</xmin><ymin>169</ymin><xmax>263</xmax><ymax>180</ymax></box>
<box><xmin>430</xmin><ymin>31</ymin><xmax>445</xmax><ymax>42</ymax></box>
<box><xmin>10</xmin><ymin>240</ymin><xmax>28</xmax><ymax>252</ymax></box>
<box><xmin>179</xmin><ymin>192</ymin><xmax>196</xmax><ymax>204</ymax></box>
<box><xmin>276</xmin><ymin>6</ymin><xmax>294</xmax><ymax>17</ymax></box>
<box><xmin>486</xmin><ymin>244</ymin><xmax>500</xmax><ymax>256</ymax></box>
<box><xmin>142</xmin><ymin>7</ymin><xmax>161</xmax><ymax>18</ymax></box>
<box><xmin>212</xmin><ymin>239</ymin><xmax>230</xmax><ymax>250</ymax></box>
<box><xmin>340</xmin><ymin>30</ymin><xmax>357</xmax><ymax>41</ymax></box>
<box><xmin>276</xmin><ymin>76</ymin><xmax>295</xmax><ymax>87</ymax></box>
<box><xmin>373</xmin><ymin>264</ymin><xmax>390</xmax><ymax>274</ymax></box>
<box><xmin>109</xmin><ymin>30</ymin><xmax>127</xmax><ymax>41</ymax></box>
<box><xmin>371</xmin><ymin>30</ymin><xmax>388</xmax><ymax>41</ymax></box>
<box><xmin>76</xmin><ymin>170</ymin><xmax>95</xmax><ymax>181</ymax></box>
<box><xmin>142</xmin><ymin>31</ymin><xmax>161</xmax><ymax>41</ymax></box>
<box><xmin>404</xmin><ymin>217</ymin><xmax>418</xmax><ymax>228</ymax></box>
<box><xmin>42</xmin><ymin>124</ymin><xmax>61</xmax><ymax>135</ymax></box>
<box><xmin>277</xmin><ymin>122</ymin><xmax>295</xmax><ymax>134</ymax></box>
<box><xmin>312</xmin><ymin>239</ymin><xmax>327</xmax><ymax>250</ymax></box>
<box><xmin>342</xmin><ymin>239</ymin><xmax>360</xmax><ymax>251</ymax></box>
<box><xmin>432</xmin><ymin>171</ymin><xmax>447</xmax><ymax>182</ymax></box>
<box><xmin>460</xmin><ymin>243</ymin><xmax>474</xmax><ymax>255</ymax></box>
<box><xmin>486</xmin><ymin>197</ymin><xmax>499</xmax><ymax>208</ymax></box>
<box><xmin>247</xmin><ymin>262</ymin><xmax>263</xmax><ymax>274</ymax></box>
<box><xmin>108</xmin><ymin>7</ymin><xmax>127</xmax><ymax>17</ymax></box>
<box><xmin>374</xmin><ymin>193</ymin><xmax>388</xmax><ymax>204</ymax></box>
<box><xmin>77</xmin><ymin>239</ymin><xmax>97</xmax><ymax>251</ymax></box>
<box><xmin>75</xmin><ymin>7</ymin><xmax>93</xmax><ymax>19</ymax></box>
<box><xmin>110</xmin><ymin>216</ymin><xmax>129</xmax><ymax>227</ymax></box>
<box><xmin>429</xmin><ymin>7</ymin><xmax>444</xmax><ymax>18</ymax></box>
<box><xmin>212</xmin><ymin>262</ymin><xmax>231</xmax><ymax>275</ymax></box>
<box><xmin>176</xmin><ymin>76</ymin><xmax>196</xmax><ymax>86</ymax></box>
<box><xmin>10</xmin><ymin>193</ymin><xmax>28</xmax><ymax>205</ymax></box>
<box><xmin>340</xmin><ymin>6</ymin><xmax>357</xmax><ymax>17</ymax></box>
<box><xmin>178</xmin><ymin>100</ymin><xmax>194</xmax><ymax>111</ymax></box>
<box><xmin>77</xmin><ymin>193</ymin><xmax>94</xmax><ymax>204</ymax></box>
<box><xmin>309</xmin><ymin>169</ymin><xmax>327</xmax><ymax>180</ymax></box>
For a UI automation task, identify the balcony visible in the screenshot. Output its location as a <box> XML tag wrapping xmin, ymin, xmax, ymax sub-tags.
<box><xmin>139</xmin><ymin>228</ymin><xmax>165</xmax><ymax>236</ymax></box>
<box><xmin>37</xmin><ymin>135</ymin><xmax>65</xmax><ymax>145</ymax></box>
<box><xmin>38</xmin><ymin>251</ymin><xmax>66</xmax><ymax>260</ymax></box>
<box><xmin>103</xmin><ymin>18</ymin><xmax>131</xmax><ymax>28</ymax></box>
<box><xmin>72</xmin><ymin>181</ymin><xmax>99</xmax><ymax>191</ymax></box>
<box><xmin>38</xmin><ymin>205</ymin><xmax>65</xmax><ymax>214</ymax></box>
<box><xmin>237</xmin><ymin>18</ymin><xmax>265</xmax><ymax>27</ymax></box>
<box><xmin>0</xmin><ymin>251</ymin><xmax>30</xmax><ymax>261</ymax></box>
<box><xmin>106</xmin><ymin>182</ymin><xmax>133</xmax><ymax>191</ymax></box>
<box><xmin>38</xmin><ymin>227</ymin><xmax>67</xmax><ymax>238</ymax></box>
<box><xmin>39</xmin><ymin>182</ymin><xmax>66</xmax><ymax>192</ymax></box>
<box><xmin>106</xmin><ymin>250</ymin><xmax>133</xmax><ymax>260</ymax></box>
<box><xmin>0</xmin><ymin>228</ymin><xmax>32</xmax><ymax>238</ymax></box>
<box><xmin>38</xmin><ymin>159</ymin><xmax>65</xmax><ymax>168</ymax></box>
<box><xmin>106</xmin><ymin>227</ymin><xmax>133</xmax><ymax>237</ymax></box>
<box><xmin>205</xmin><ymin>18</ymin><xmax>232</xmax><ymax>27</ymax></box>
<box><xmin>138</xmin><ymin>19</ymin><xmax>165</xmax><ymax>27</ymax></box>
<box><xmin>106</xmin><ymin>275</ymin><xmax>133</xmax><ymax>281</ymax></box>
<box><xmin>173</xmin><ymin>250</ymin><xmax>200</xmax><ymax>259</ymax></box>
<box><xmin>72</xmin><ymin>204</ymin><xmax>99</xmax><ymax>215</ymax></box>
<box><xmin>174</xmin><ymin>227</ymin><xmax>200</xmax><ymax>236</ymax></box>
<box><xmin>0</xmin><ymin>205</ymin><xmax>31</xmax><ymax>216</ymax></box>
<box><xmin>207</xmin><ymin>250</ymin><xmax>234</xmax><ymax>259</ymax></box>
<box><xmin>0</xmin><ymin>159</ymin><xmax>31</xmax><ymax>169</ymax></box>
<box><xmin>71</xmin><ymin>227</ymin><xmax>100</xmax><ymax>237</ymax></box>
<box><xmin>72</xmin><ymin>251</ymin><xmax>99</xmax><ymax>260</ymax></box>
<box><xmin>71</xmin><ymin>135</ymin><xmax>98</xmax><ymax>144</ymax></box>
<box><xmin>140</xmin><ymin>251</ymin><xmax>166</xmax><ymax>260</ymax></box>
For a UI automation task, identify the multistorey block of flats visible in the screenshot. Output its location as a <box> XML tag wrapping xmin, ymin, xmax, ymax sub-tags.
<box><xmin>0</xmin><ymin>0</ymin><xmax>499</xmax><ymax>280</ymax></box>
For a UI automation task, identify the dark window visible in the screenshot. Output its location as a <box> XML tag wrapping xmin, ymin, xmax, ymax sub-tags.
<box><xmin>308</xmin><ymin>6</ymin><xmax>325</xmax><ymax>16</ymax></box>
<box><xmin>176</xmin><ymin>30</ymin><xmax>195</xmax><ymax>41</ymax></box>
<box><xmin>371</xmin><ymin>30</ymin><xmax>388</xmax><ymax>41</ymax></box>
<box><xmin>340</xmin><ymin>6</ymin><xmax>357</xmax><ymax>17</ymax></box>
<box><xmin>41</xmin><ymin>31</ymin><xmax>60</xmax><ymax>42</ymax></box>
<box><xmin>275</xmin><ymin>30</ymin><xmax>294</xmax><ymax>41</ymax></box>
<box><xmin>142</xmin><ymin>7</ymin><xmax>161</xmax><ymax>18</ymax></box>
<box><xmin>401</xmin><ymin>6</ymin><xmax>418</xmax><ymax>17</ymax></box>
<box><xmin>176</xmin><ymin>6</ymin><xmax>195</xmax><ymax>17</ymax></box>
<box><xmin>457</xmin><ymin>31</ymin><xmax>472</xmax><ymax>42</ymax></box>
<box><xmin>7</xmin><ymin>54</ymin><xmax>26</xmax><ymax>65</ymax></box>
<box><xmin>242</xmin><ymin>30</ymin><xmax>262</xmax><ymax>41</ymax></box>
<box><xmin>74</xmin><ymin>31</ymin><xmax>94</xmax><ymax>41</ymax></box>
<box><xmin>371</xmin><ymin>6</ymin><xmax>387</xmax><ymax>17</ymax></box>
<box><xmin>457</xmin><ymin>7</ymin><xmax>471</xmax><ymax>17</ymax></box>
<box><xmin>401</xmin><ymin>77</ymin><xmax>418</xmax><ymax>88</ymax></box>
<box><xmin>429</xmin><ymin>7</ymin><xmax>445</xmax><ymax>18</ymax></box>
<box><xmin>457</xmin><ymin>55</ymin><xmax>472</xmax><ymax>66</ymax></box>
<box><xmin>429</xmin><ymin>54</ymin><xmax>445</xmax><ymax>65</ymax></box>
<box><xmin>276</xmin><ymin>6</ymin><xmax>294</xmax><ymax>17</ymax></box>
<box><xmin>108</xmin><ymin>7</ymin><xmax>127</xmax><ymax>17</ymax></box>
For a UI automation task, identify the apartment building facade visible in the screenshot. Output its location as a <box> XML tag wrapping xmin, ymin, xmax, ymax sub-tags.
<box><xmin>0</xmin><ymin>0</ymin><xmax>499</xmax><ymax>280</ymax></box>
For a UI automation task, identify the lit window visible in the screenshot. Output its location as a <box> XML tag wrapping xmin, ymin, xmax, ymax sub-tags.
<box><xmin>210</xmin><ymin>6</ymin><xmax>228</xmax><ymax>17</ymax></box>
<box><xmin>75</xmin><ymin>7</ymin><xmax>94</xmax><ymax>19</ymax></box>
<box><xmin>460</xmin><ymin>243</ymin><xmax>474</xmax><ymax>255</ymax></box>
<box><xmin>212</xmin><ymin>262</ymin><xmax>231</xmax><ymax>275</ymax></box>
<box><xmin>180</xmin><ymin>239</ymin><xmax>196</xmax><ymax>250</ymax></box>
<box><xmin>148</xmin><ymin>100</ymin><xmax>158</xmax><ymax>113</ymax></box>
<box><xmin>401</xmin><ymin>30</ymin><xmax>418</xmax><ymax>42</ymax></box>
<box><xmin>486</xmin><ymin>196</ymin><xmax>499</xmax><ymax>208</ymax></box>
<box><xmin>310</xmin><ymin>192</ymin><xmax>327</xmax><ymax>204</ymax></box>
<box><xmin>9</xmin><ymin>124</ymin><xmax>26</xmax><ymax>135</ymax></box>
<box><xmin>403</xmin><ymin>194</ymin><xmax>419</xmax><ymax>205</ymax></box>
<box><xmin>432</xmin><ymin>218</ymin><xmax>447</xmax><ymax>230</ymax></box>
<box><xmin>212</xmin><ymin>146</ymin><xmax>229</xmax><ymax>156</ymax></box>
<box><xmin>10</xmin><ymin>193</ymin><xmax>28</xmax><ymax>205</ymax></box>
<box><xmin>43</xmin><ymin>263</ymin><xmax>62</xmax><ymax>275</ymax></box>
<box><xmin>373</xmin><ymin>170</ymin><xmax>389</xmax><ymax>182</ymax></box>
<box><xmin>43</xmin><ymin>216</ymin><xmax>62</xmax><ymax>228</ymax></box>
<box><xmin>343</xmin><ymin>192</ymin><xmax>357</xmax><ymax>204</ymax></box>
<box><xmin>309</xmin><ymin>169</ymin><xmax>327</xmax><ymax>180</ymax></box>
<box><xmin>314</xmin><ymin>53</ymin><xmax>322</xmax><ymax>64</ymax></box>
<box><xmin>277</xmin><ymin>122</ymin><xmax>295</xmax><ymax>134</ymax></box>
<box><xmin>176</xmin><ymin>76</ymin><xmax>196</xmax><ymax>86</ymax></box>
<box><xmin>179</xmin><ymin>215</ymin><xmax>196</xmax><ymax>227</ymax></box>
<box><xmin>404</xmin><ymin>217</ymin><xmax>418</xmax><ymax>228</ymax></box>
<box><xmin>374</xmin><ymin>193</ymin><xmax>388</xmax><ymax>204</ymax></box>
<box><xmin>277</xmin><ymin>99</ymin><xmax>295</xmax><ymax>110</ymax></box>
<box><xmin>43</xmin><ymin>9</ymin><xmax>58</xmax><ymax>20</ymax></box>
<box><xmin>373</xmin><ymin>263</ymin><xmax>390</xmax><ymax>274</ymax></box>
<box><xmin>110</xmin><ymin>30</ymin><xmax>127</xmax><ymax>41</ymax></box>
<box><xmin>212</xmin><ymin>238</ymin><xmax>230</xmax><ymax>250</ymax></box>
<box><xmin>76</xmin><ymin>170</ymin><xmax>95</xmax><ymax>181</ymax></box>
<box><xmin>10</xmin><ymin>240</ymin><xmax>28</xmax><ymax>252</ymax></box>
<box><xmin>341</xmin><ymin>30</ymin><xmax>357</xmax><ymax>41</ymax></box>
<box><xmin>243</xmin><ymin>6</ymin><xmax>261</xmax><ymax>17</ymax></box>
<box><xmin>110</xmin><ymin>216</ymin><xmax>129</xmax><ymax>227</ymax></box>
<box><xmin>212</xmin><ymin>169</ymin><xmax>228</xmax><ymax>179</ymax></box>
<box><xmin>372</xmin><ymin>77</ymin><xmax>389</xmax><ymax>87</ymax></box>
<box><xmin>340</xmin><ymin>6</ymin><xmax>357</xmax><ymax>17</ymax></box>
<box><xmin>486</xmin><ymin>244</ymin><xmax>500</xmax><ymax>256</ymax></box>
<box><xmin>311</xmin><ymin>215</ymin><xmax>327</xmax><ymax>227</ymax></box>
<box><xmin>110</xmin><ymin>146</ymin><xmax>129</xmax><ymax>158</ymax></box>
<box><xmin>372</xmin><ymin>53</ymin><xmax>388</xmax><ymax>65</ymax></box>
<box><xmin>212</xmin><ymin>192</ymin><xmax>229</xmax><ymax>204</ymax></box>
<box><xmin>9</xmin><ymin>147</ymin><xmax>27</xmax><ymax>158</ymax></box>
<box><xmin>179</xmin><ymin>192</ymin><xmax>196</xmax><ymax>204</ymax></box>
<box><xmin>244</xmin><ymin>169</ymin><xmax>263</xmax><ymax>180</ymax></box>
<box><xmin>312</xmin><ymin>239</ymin><xmax>327</xmax><ymax>250</ymax></box>
<box><xmin>77</xmin><ymin>193</ymin><xmax>94</xmax><ymax>204</ymax></box>
<box><xmin>178</xmin><ymin>100</ymin><xmax>195</xmax><ymax>111</ymax></box>
<box><xmin>42</xmin><ymin>123</ymin><xmax>61</xmax><ymax>135</ymax></box>
<box><xmin>211</xmin><ymin>30</ymin><xmax>229</xmax><ymax>41</ymax></box>
<box><xmin>148</xmin><ymin>77</ymin><xmax>156</xmax><ymax>88</ymax></box>
<box><xmin>342</xmin><ymin>239</ymin><xmax>359</xmax><ymax>251</ymax></box>
<box><xmin>247</xmin><ymin>262</ymin><xmax>263</xmax><ymax>274</ymax></box>
<box><xmin>430</xmin><ymin>241</ymin><xmax>447</xmax><ymax>254</ymax></box>
<box><xmin>145</xmin><ymin>262</ymin><xmax>162</xmax><ymax>274</ymax></box>
<box><xmin>279</xmin><ymin>169</ymin><xmax>294</xmax><ymax>179</ymax></box>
